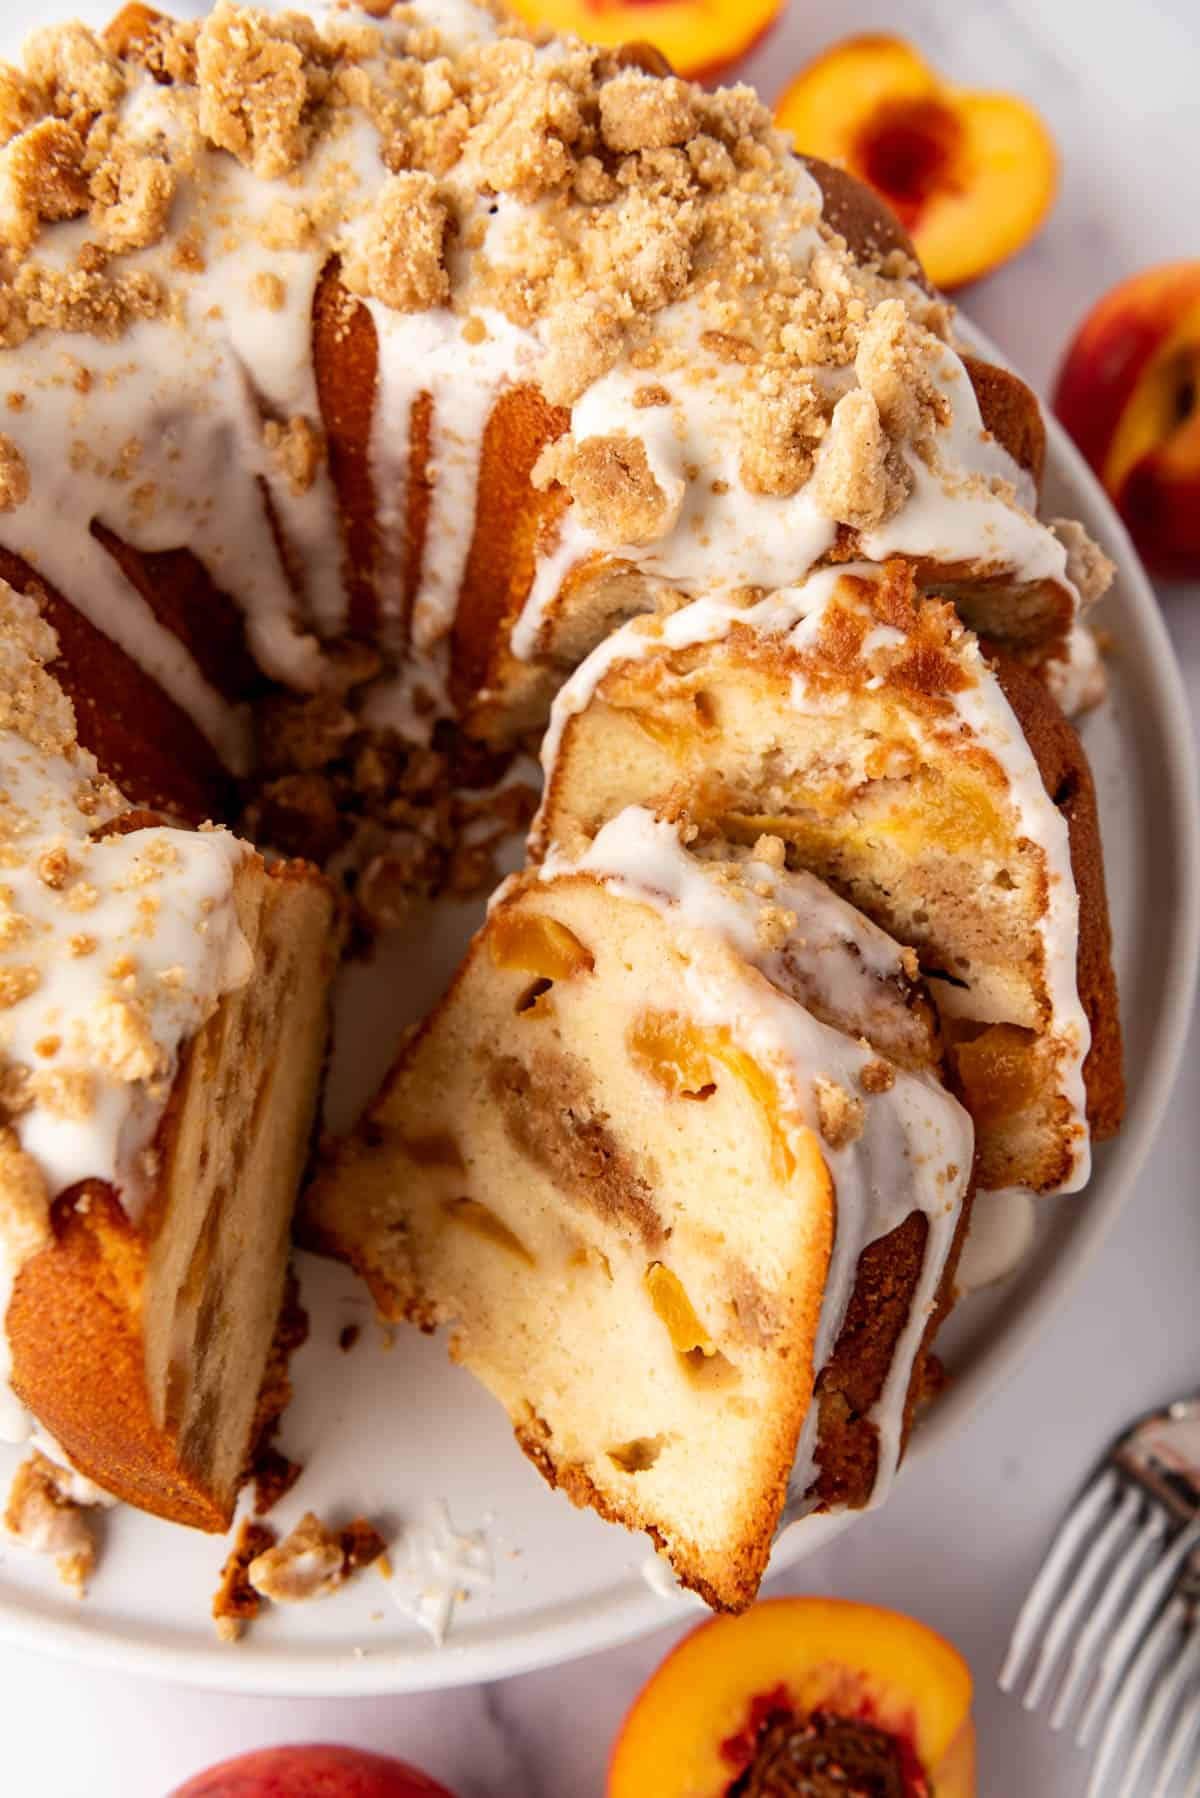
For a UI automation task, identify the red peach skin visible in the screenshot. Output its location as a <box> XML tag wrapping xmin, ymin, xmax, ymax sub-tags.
<box><xmin>1055</xmin><ymin>262</ymin><xmax>1200</xmax><ymax>578</ymax></box>
<box><xmin>168</xmin><ymin>1744</ymin><xmax>460</xmax><ymax>1798</ymax></box>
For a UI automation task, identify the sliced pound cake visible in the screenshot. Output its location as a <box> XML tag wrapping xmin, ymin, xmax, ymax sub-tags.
<box><xmin>305</xmin><ymin>808</ymin><xmax>973</xmax><ymax>1609</ymax></box>
<box><xmin>533</xmin><ymin>559</ymin><xmax>1123</xmax><ymax>1193</ymax></box>
<box><xmin>0</xmin><ymin>581</ymin><xmax>336</xmax><ymax>1529</ymax></box>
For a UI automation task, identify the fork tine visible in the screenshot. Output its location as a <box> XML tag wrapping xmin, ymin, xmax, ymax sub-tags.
<box><xmin>1148</xmin><ymin>1630</ymin><xmax>1200</xmax><ymax>1798</ymax></box>
<box><xmin>1085</xmin><ymin>1595</ymin><xmax>1184</xmax><ymax>1798</ymax></box>
<box><xmin>1178</xmin><ymin>1735</ymin><xmax>1200</xmax><ymax>1798</ymax></box>
<box><xmin>1022</xmin><ymin>1482</ymin><xmax>1143</xmax><ymax>1713</ymax></box>
<box><xmin>1115</xmin><ymin>1599</ymin><xmax>1195</xmax><ymax>1798</ymax></box>
<box><xmin>999</xmin><ymin>1467</ymin><xmax>1119</xmax><ymax>1694</ymax></box>
<box><xmin>1049</xmin><ymin>1497</ymin><xmax>1165</xmax><ymax>1730</ymax></box>
<box><xmin>1078</xmin><ymin>1517</ymin><xmax>1200</xmax><ymax>1746</ymax></box>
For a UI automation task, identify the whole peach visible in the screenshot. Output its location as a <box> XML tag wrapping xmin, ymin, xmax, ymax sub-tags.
<box><xmin>168</xmin><ymin>1744</ymin><xmax>460</xmax><ymax>1798</ymax></box>
<box><xmin>1055</xmin><ymin>263</ymin><xmax>1200</xmax><ymax>579</ymax></box>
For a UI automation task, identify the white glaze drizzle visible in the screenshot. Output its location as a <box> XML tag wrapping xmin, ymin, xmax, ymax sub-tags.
<box><xmin>387</xmin><ymin>1498</ymin><xmax>493</xmax><ymax>1646</ymax></box>
<box><xmin>545</xmin><ymin>801</ymin><xmax>923</xmax><ymax>1051</ymax></box>
<box><xmin>535</xmin><ymin>563</ymin><xmax>1092</xmax><ymax>1193</ymax></box>
<box><xmin>640</xmin><ymin>1547</ymin><xmax>703</xmax><ymax>1603</ymax></box>
<box><xmin>543</xmin><ymin>806</ymin><xmax>973</xmax><ymax>1516</ymax></box>
<box><xmin>362</xmin><ymin>297</ymin><xmax>541</xmax><ymax>652</ymax></box>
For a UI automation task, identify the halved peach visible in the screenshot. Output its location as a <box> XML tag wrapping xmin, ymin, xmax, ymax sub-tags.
<box><xmin>608</xmin><ymin>1597</ymin><xmax>974</xmax><ymax>1797</ymax></box>
<box><xmin>776</xmin><ymin>36</ymin><xmax>1057</xmax><ymax>290</ymax></box>
<box><xmin>1055</xmin><ymin>263</ymin><xmax>1200</xmax><ymax>579</ymax></box>
<box><xmin>502</xmin><ymin>0</ymin><xmax>783</xmax><ymax>84</ymax></box>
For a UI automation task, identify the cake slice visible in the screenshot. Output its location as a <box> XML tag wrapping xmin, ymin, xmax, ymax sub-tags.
<box><xmin>305</xmin><ymin>809</ymin><xmax>973</xmax><ymax>1609</ymax></box>
<box><xmin>0</xmin><ymin>580</ymin><xmax>336</xmax><ymax>1529</ymax></box>
<box><xmin>533</xmin><ymin>559</ymin><xmax>1122</xmax><ymax>1193</ymax></box>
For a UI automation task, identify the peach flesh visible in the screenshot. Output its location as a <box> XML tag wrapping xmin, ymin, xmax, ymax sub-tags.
<box><xmin>853</xmin><ymin>97</ymin><xmax>966</xmax><ymax>232</ymax></box>
<box><xmin>607</xmin><ymin>1599</ymin><xmax>974</xmax><ymax>1798</ymax></box>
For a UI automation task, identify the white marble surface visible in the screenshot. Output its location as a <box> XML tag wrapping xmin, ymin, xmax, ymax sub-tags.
<box><xmin>1</xmin><ymin>0</ymin><xmax>1199</xmax><ymax>1792</ymax></box>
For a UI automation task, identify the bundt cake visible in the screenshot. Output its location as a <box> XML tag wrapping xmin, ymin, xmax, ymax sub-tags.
<box><xmin>304</xmin><ymin>807</ymin><xmax>974</xmax><ymax>1608</ymax></box>
<box><xmin>0</xmin><ymin>0</ymin><xmax>1124</xmax><ymax>1584</ymax></box>
<box><xmin>532</xmin><ymin>560</ymin><xmax>1123</xmax><ymax>1194</ymax></box>
<box><xmin>0</xmin><ymin>578</ymin><xmax>335</xmax><ymax>1528</ymax></box>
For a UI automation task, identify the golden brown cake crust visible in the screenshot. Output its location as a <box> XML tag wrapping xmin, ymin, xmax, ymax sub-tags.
<box><xmin>9</xmin><ymin>1183</ymin><xmax>230</xmax><ymax>1529</ymax></box>
<box><xmin>991</xmin><ymin>654</ymin><xmax>1124</xmax><ymax>1141</ymax></box>
<box><xmin>9</xmin><ymin>1202</ymin><xmax>314</xmax><ymax>1534</ymax></box>
<box><xmin>813</xmin><ymin>1186</ymin><xmax>973</xmax><ymax>1510</ymax></box>
<box><xmin>102</xmin><ymin>2</ymin><xmax>169</xmax><ymax>61</ymax></box>
<box><xmin>512</xmin><ymin>1403</ymin><xmax>797</xmax><ymax>1614</ymax></box>
<box><xmin>312</xmin><ymin>258</ymin><xmax>382</xmax><ymax>641</ymax></box>
<box><xmin>800</xmin><ymin>155</ymin><xmax>922</xmax><ymax>277</ymax></box>
<box><xmin>961</xmin><ymin>356</ymin><xmax>1046</xmax><ymax>490</ymax></box>
<box><xmin>0</xmin><ymin>544</ymin><xmax>233</xmax><ymax>823</ymax></box>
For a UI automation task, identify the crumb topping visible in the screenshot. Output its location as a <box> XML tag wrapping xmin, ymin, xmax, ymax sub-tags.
<box><xmin>0</xmin><ymin>119</ymin><xmax>89</xmax><ymax>252</ymax></box>
<box><xmin>247</xmin><ymin>1509</ymin><xmax>387</xmax><ymax>1603</ymax></box>
<box><xmin>750</xmin><ymin>832</ymin><xmax>786</xmax><ymax>869</ymax></box>
<box><xmin>263</xmin><ymin>413</ymin><xmax>325</xmax><ymax>496</ymax></box>
<box><xmin>598</xmin><ymin>70</ymin><xmax>697</xmax><ymax>154</ymax></box>
<box><xmin>755</xmin><ymin>902</ymin><xmax>798</xmax><ymax>951</ymax></box>
<box><xmin>813</xmin><ymin>1074</ymin><xmax>865</xmax><ymax>1148</ymax></box>
<box><xmin>1051</xmin><ymin>516</ymin><xmax>1115</xmax><ymax>609</ymax></box>
<box><xmin>195</xmin><ymin>3</ymin><xmax>323</xmax><ymax>180</ymax></box>
<box><xmin>90</xmin><ymin>145</ymin><xmax>175</xmax><ymax>253</ymax></box>
<box><xmin>4</xmin><ymin>1448</ymin><xmax>99</xmax><ymax>1593</ymax></box>
<box><xmin>0</xmin><ymin>431</ymin><xmax>29</xmax><ymax>510</ymax></box>
<box><xmin>212</xmin><ymin>1515</ymin><xmax>276</xmax><ymax>1641</ymax></box>
<box><xmin>738</xmin><ymin>372</ymin><xmax>824</xmax><ymax>499</ymax></box>
<box><xmin>0</xmin><ymin>67</ymin><xmax>43</xmax><ymax>150</ymax></box>
<box><xmin>23</xmin><ymin>23</ymin><xmax>125</xmax><ymax>131</ymax></box>
<box><xmin>342</xmin><ymin>170</ymin><xmax>450</xmax><ymax>313</ymax></box>
<box><xmin>535</xmin><ymin>432</ymin><xmax>679</xmax><ymax>544</ymax></box>
<box><xmin>0</xmin><ymin>1122</ymin><xmax>49</xmax><ymax>1261</ymax></box>
<box><xmin>860</xmin><ymin>1057</ymin><xmax>896</xmax><ymax>1094</ymax></box>
<box><xmin>810</xmin><ymin>388</ymin><xmax>910</xmax><ymax>530</ymax></box>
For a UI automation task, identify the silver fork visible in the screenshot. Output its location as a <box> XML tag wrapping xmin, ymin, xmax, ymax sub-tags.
<box><xmin>1000</xmin><ymin>1396</ymin><xmax>1200</xmax><ymax>1797</ymax></box>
